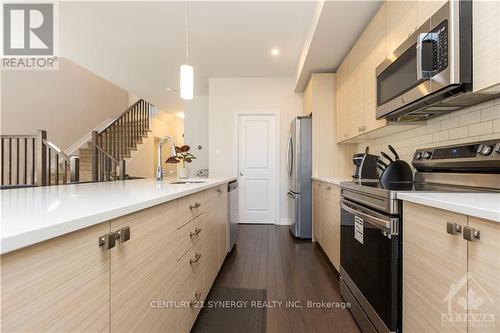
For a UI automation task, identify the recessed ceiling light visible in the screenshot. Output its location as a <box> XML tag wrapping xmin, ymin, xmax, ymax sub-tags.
<box><xmin>271</xmin><ymin>48</ymin><xmax>280</xmax><ymax>56</ymax></box>
<box><xmin>165</xmin><ymin>87</ymin><xmax>177</xmax><ymax>92</ymax></box>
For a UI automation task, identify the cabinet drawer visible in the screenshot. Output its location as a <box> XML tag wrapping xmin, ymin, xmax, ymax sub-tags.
<box><xmin>178</xmin><ymin>192</ymin><xmax>206</xmax><ymax>227</ymax></box>
<box><xmin>174</xmin><ymin>251</ymin><xmax>206</xmax><ymax>333</ymax></box>
<box><xmin>177</xmin><ymin>238</ymin><xmax>205</xmax><ymax>291</ymax></box>
<box><xmin>177</xmin><ymin>215</ymin><xmax>205</xmax><ymax>260</ymax></box>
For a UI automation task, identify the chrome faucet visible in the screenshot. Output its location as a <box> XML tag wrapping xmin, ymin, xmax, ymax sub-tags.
<box><xmin>156</xmin><ymin>136</ymin><xmax>177</xmax><ymax>181</ymax></box>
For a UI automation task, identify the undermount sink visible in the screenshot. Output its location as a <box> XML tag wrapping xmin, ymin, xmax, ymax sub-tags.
<box><xmin>170</xmin><ymin>180</ymin><xmax>207</xmax><ymax>185</ymax></box>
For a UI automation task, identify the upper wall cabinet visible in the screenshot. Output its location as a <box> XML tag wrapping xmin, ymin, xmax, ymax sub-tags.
<box><xmin>386</xmin><ymin>1</ymin><xmax>418</xmax><ymax>56</ymax></box>
<box><xmin>473</xmin><ymin>0</ymin><xmax>500</xmax><ymax>93</ymax></box>
<box><xmin>416</xmin><ymin>0</ymin><xmax>447</xmax><ymax>27</ymax></box>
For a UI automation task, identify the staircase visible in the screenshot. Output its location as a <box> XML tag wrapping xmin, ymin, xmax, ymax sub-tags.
<box><xmin>0</xmin><ymin>130</ymin><xmax>80</xmax><ymax>188</ymax></box>
<box><xmin>78</xmin><ymin>99</ymin><xmax>152</xmax><ymax>182</ymax></box>
<box><xmin>1</xmin><ymin>99</ymin><xmax>153</xmax><ymax>188</ymax></box>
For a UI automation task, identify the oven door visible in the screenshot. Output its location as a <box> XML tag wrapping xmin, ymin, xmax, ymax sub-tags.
<box><xmin>340</xmin><ymin>199</ymin><xmax>400</xmax><ymax>333</ymax></box>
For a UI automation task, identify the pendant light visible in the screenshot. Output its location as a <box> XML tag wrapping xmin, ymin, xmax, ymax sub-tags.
<box><xmin>180</xmin><ymin>2</ymin><xmax>193</xmax><ymax>100</ymax></box>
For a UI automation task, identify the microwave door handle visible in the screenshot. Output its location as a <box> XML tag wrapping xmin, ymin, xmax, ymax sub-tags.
<box><xmin>416</xmin><ymin>33</ymin><xmax>426</xmax><ymax>81</ymax></box>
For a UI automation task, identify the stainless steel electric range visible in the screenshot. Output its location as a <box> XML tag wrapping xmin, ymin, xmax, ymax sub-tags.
<box><xmin>339</xmin><ymin>139</ymin><xmax>500</xmax><ymax>333</ymax></box>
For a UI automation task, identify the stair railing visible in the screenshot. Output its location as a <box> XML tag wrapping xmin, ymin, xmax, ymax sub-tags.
<box><xmin>91</xmin><ymin>99</ymin><xmax>151</xmax><ymax>181</ymax></box>
<box><xmin>1</xmin><ymin>130</ymin><xmax>79</xmax><ymax>187</ymax></box>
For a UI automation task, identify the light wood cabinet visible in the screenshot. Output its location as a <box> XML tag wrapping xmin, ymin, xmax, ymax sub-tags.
<box><xmin>403</xmin><ymin>202</ymin><xmax>500</xmax><ymax>333</ymax></box>
<box><xmin>0</xmin><ymin>223</ymin><xmax>111</xmax><ymax>332</ymax></box>
<box><xmin>386</xmin><ymin>1</ymin><xmax>418</xmax><ymax>56</ymax></box>
<box><xmin>312</xmin><ymin>180</ymin><xmax>322</xmax><ymax>243</ymax></box>
<box><xmin>473</xmin><ymin>0</ymin><xmax>500</xmax><ymax>93</ymax></box>
<box><xmin>403</xmin><ymin>202</ymin><xmax>467</xmax><ymax>333</ymax></box>
<box><xmin>467</xmin><ymin>217</ymin><xmax>500</xmax><ymax>333</ymax></box>
<box><xmin>110</xmin><ymin>201</ymin><xmax>179</xmax><ymax>332</ymax></box>
<box><xmin>305</xmin><ymin>73</ymin><xmax>355</xmax><ymax>179</ymax></box>
<box><xmin>312</xmin><ymin>180</ymin><xmax>341</xmax><ymax>271</ymax></box>
<box><xmin>335</xmin><ymin>3</ymin><xmax>419</xmax><ymax>143</ymax></box>
<box><xmin>0</xmin><ymin>184</ymin><xmax>229</xmax><ymax>333</ymax></box>
<box><xmin>417</xmin><ymin>0</ymin><xmax>447</xmax><ymax>27</ymax></box>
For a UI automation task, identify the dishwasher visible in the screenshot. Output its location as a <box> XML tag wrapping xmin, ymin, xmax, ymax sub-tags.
<box><xmin>228</xmin><ymin>180</ymin><xmax>238</xmax><ymax>251</ymax></box>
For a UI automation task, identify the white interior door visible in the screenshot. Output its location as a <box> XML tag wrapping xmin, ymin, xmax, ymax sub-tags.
<box><xmin>238</xmin><ymin>114</ymin><xmax>276</xmax><ymax>224</ymax></box>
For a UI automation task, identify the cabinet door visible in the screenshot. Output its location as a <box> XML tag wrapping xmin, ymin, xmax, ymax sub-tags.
<box><xmin>1</xmin><ymin>223</ymin><xmax>111</xmax><ymax>332</ymax></box>
<box><xmin>403</xmin><ymin>202</ymin><xmax>467</xmax><ymax>333</ymax></box>
<box><xmin>386</xmin><ymin>1</ymin><xmax>418</xmax><ymax>56</ymax></box>
<box><xmin>312</xmin><ymin>180</ymin><xmax>322</xmax><ymax>243</ymax></box>
<box><xmin>361</xmin><ymin>3</ymin><xmax>387</xmax><ymax>133</ymax></box>
<box><xmin>417</xmin><ymin>0</ymin><xmax>446</xmax><ymax>27</ymax></box>
<box><xmin>336</xmin><ymin>55</ymin><xmax>351</xmax><ymax>142</ymax></box>
<box><xmin>322</xmin><ymin>184</ymin><xmax>341</xmax><ymax>270</ymax></box>
<box><xmin>319</xmin><ymin>183</ymin><xmax>341</xmax><ymax>270</ymax></box>
<box><xmin>473</xmin><ymin>0</ymin><xmax>500</xmax><ymax>92</ymax></box>
<box><xmin>110</xmin><ymin>201</ymin><xmax>179</xmax><ymax>332</ymax></box>
<box><xmin>467</xmin><ymin>217</ymin><xmax>500</xmax><ymax>333</ymax></box>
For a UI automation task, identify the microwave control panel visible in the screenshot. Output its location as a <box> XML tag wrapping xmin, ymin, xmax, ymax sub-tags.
<box><xmin>434</xmin><ymin>20</ymin><xmax>448</xmax><ymax>73</ymax></box>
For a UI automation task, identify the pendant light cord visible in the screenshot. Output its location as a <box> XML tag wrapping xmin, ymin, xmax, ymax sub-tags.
<box><xmin>185</xmin><ymin>1</ymin><xmax>189</xmax><ymax>65</ymax></box>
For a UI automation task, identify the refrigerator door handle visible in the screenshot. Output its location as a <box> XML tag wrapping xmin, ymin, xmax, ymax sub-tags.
<box><xmin>287</xmin><ymin>135</ymin><xmax>293</xmax><ymax>177</ymax></box>
<box><xmin>287</xmin><ymin>191</ymin><xmax>296</xmax><ymax>199</ymax></box>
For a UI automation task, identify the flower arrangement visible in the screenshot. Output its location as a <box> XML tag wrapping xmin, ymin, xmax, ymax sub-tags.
<box><xmin>165</xmin><ymin>145</ymin><xmax>197</xmax><ymax>167</ymax></box>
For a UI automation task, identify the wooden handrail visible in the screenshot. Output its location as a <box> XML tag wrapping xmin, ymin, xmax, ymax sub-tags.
<box><xmin>1</xmin><ymin>130</ymin><xmax>79</xmax><ymax>187</ymax></box>
<box><xmin>98</xmin><ymin>99</ymin><xmax>146</xmax><ymax>134</ymax></box>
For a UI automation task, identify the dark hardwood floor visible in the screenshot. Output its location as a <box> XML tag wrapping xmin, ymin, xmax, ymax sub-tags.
<box><xmin>192</xmin><ymin>225</ymin><xmax>360</xmax><ymax>333</ymax></box>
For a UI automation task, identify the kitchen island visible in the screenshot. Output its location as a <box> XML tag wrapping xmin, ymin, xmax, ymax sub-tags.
<box><xmin>1</xmin><ymin>178</ymin><xmax>234</xmax><ymax>332</ymax></box>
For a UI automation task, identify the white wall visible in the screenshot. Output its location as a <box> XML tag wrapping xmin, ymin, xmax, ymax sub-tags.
<box><xmin>126</xmin><ymin>110</ymin><xmax>184</xmax><ymax>178</ymax></box>
<box><xmin>1</xmin><ymin>57</ymin><xmax>129</xmax><ymax>150</ymax></box>
<box><xmin>184</xmin><ymin>96</ymin><xmax>209</xmax><ymax>175</ymax></box>
<box><xmin>358</xmin><ymin>97</ymin><xmax>500</xmax><ymax>167</ymax></box>
<box><xmin>209</xmin><ymin>77</ymin><xmax>303</xmax><ymax>224</ymax></box>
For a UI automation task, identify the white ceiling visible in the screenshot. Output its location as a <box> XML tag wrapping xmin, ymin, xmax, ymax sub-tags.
<box><xmin>60</xmin><ymin>1</ymin><xmax>316</xmax><ymax>111</ymax></box>
<box><xmin>295</xmin><ymin>0</ymin><xmax>383</xmax><ymax>91</ymax></box>
<box><xmin>60</xmin><ymin>1</ymin><xmax>381</xmax><ymax>111</ymax></box>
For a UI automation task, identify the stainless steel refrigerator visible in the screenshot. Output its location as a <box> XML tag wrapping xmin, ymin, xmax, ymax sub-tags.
<box><xmin>287</xmin><ymin>116</ymin><xmax>312</xmax><ymax>239</ymax></box>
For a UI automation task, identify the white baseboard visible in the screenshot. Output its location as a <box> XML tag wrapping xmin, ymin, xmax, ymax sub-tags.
<box><xmin>277</xmin><ymin>218</ymin><xmax>292</xmax><ymax>225</ymax></box>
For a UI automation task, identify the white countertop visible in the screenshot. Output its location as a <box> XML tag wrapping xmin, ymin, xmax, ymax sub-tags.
<box><xmin>0</xmin><ymin>178</ymin><xmax>235</xmax><ymax>254</ymax></box>
<box><xmin>311</xmin><ymin>176</ymin><xmax>350</xmax><ymax>186</ymax></box>
<box><xmin>397</xmin><ymin>192</ymin><xmax>500</xmax><ymax>223</ymax></box>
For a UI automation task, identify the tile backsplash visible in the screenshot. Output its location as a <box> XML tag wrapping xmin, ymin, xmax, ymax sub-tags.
<box><xmin>357</xmin><ymin>97</ymin><xmax>500</xmax><ymax>166</ymax></box>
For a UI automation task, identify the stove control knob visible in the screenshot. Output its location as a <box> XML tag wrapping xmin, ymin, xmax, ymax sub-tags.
<box><xmin>423</xmin><ymin>151</ymin><xmax>432</xmax><ymax>159</ymax></box>
<box><xmin>478</xmin><ymin>144</ymin><xmax>493</xmax><ymax>156</ymax></box>
<box><xmin>494</xmin><ymin>143</ymin><xmax>500</xmax><ymax>154</ymax></box>
<box><xmin>414</xmin><ymin>152</ymin><xmax>423</xmax><ymax>160</ymax></box>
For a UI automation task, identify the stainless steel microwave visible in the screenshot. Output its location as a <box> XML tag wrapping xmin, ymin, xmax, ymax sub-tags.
<box><xmin>376</xmin><ymin>0</ymin><xmax>499</xmax><ymax>122</ymax></box>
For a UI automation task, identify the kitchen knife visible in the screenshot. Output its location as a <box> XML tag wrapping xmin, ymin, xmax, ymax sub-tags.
<box><xmin>388</xmin><ymin>145</ymin><xmax>400</xmax><ymax>160</ymax></box>
<box><xmin>377</xmin><ymin>159</ymin><xmax>388</xmax><ymax>168</ymax></box>
<box><xmin>380</xmin><ymin>151</ymin><xmax>394</xmax><ymax>163</ymax></box>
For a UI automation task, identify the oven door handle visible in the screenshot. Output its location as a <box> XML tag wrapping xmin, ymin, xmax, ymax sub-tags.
<box><xmin>341</xmin><ymin>200</ymin><xmax>395</xmax><ymax>232</ymax></box>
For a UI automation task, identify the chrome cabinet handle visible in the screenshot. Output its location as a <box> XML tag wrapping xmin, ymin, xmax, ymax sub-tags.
<box><xmin>446</xmin><ymin>222</ymin><xmax>462</xmax><ymax>235</ymax></box>
<box><xmin>463</xmin><ymin>227</ymin><xmax>480</xmax><ymax>242</ymax></box>
<box><xmin>116</xmin><ymin>226</ymin><xmax>130</xmax><ymax>243</ymax></box>
<box><xmin>190</xmin><ymin>227</ymin><xmax>202</xmax><ymax>238</ymax></box>
<box><xmin>99</xmin><ymin>233</ymin><xmax>116</xmax><ymax>250</ymax></box>
<box><xmin>190</xmin><ymin>253</ymin><xmax>202</xmax><ymax>264</ymax></box>
<box><xmin>189</xmin><ymin>202</ymin><xmax>201</xmax><ymax>210</ymax></box>
<box><xmin>190</xmin><ymin>291</ymin><xmax>202</xmax><ymax>306</ymax></box>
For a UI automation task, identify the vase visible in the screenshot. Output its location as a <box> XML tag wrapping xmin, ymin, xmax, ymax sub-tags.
<box><xmin>178</xmin><ymin>167</ymin><xmax>190</xmax><ymax>179</ymax></box>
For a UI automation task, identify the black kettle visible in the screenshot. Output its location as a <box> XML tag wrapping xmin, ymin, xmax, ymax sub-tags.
<box><xmin>379</xmin><ymin>145</ymin><xmax>413</xmax><ymax>183</ymax></box>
